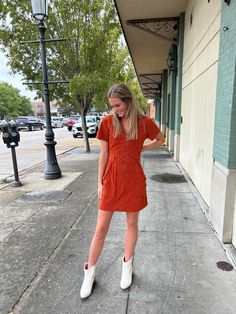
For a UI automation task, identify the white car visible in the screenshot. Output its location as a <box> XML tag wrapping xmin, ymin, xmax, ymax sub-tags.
<box><xmin>72</xmin><ymin>116</ymin><xmax>100</xmax><ymax>138</ymax></box>
<box><xmin>42</xmin><ymin>116</ymin><xmax>63</xmax><ymax>128</ymax></box>
<box><xmin>51</xmin><ymin>117</ymin><xmax>63</xmax><ymax>128</ymax></box>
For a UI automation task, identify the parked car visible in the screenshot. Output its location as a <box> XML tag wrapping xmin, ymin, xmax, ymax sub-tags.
<box><xmin>16</xmin><ymin>116</ymin><xmax>44</xmax><ymax>131</ymax></box>
<box><xmin>51</xmin><ymin>116</ymin><xmax>63</xmax><ymax>128</ymax></box>
<box><xmin>72</xmin><ymin>116</ymin><xmax>100</xmax><ymax>138</ymax></box>
<box><xmin>42</xmin><ymin>116</ymin><xmax>64</xmax><ymax>128</ymax></box>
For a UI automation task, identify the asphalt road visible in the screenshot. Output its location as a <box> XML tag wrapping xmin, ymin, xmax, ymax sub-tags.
<box><xmin>0</xmin><ymin>127</ymin><xmax>100</xmax><ymax>182</ymax></box>
<box><xmin>0</xmin><ymin>127</ymin><xmax>71</xmax><ymax>154</ymax></box>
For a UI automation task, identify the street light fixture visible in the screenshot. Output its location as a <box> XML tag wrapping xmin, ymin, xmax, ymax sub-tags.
<box><xmin>30</xmin><ymin>0</ymin><xmax>61</xmax><ymax>179</ymax></box>
<box><xmin>31</xmin><ymin>0</ymin><xmax>48</xmax><ymax>21</ymax></box>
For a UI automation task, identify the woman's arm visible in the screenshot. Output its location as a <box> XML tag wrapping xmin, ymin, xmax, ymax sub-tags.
<box><xmin>142</xmin><ymin>131</ymin><xmax>165</xmax><ymax>152</ymax></box>
<box><xmin>98</xmin><ymin>140</ymin><xmax>109</xmax><ymax>199</ymax></box>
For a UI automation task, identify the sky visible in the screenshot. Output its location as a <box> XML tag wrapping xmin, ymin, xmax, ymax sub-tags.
<box><xmin>0</xmin><ymin>51</ymin><xmax>37</xmax><ymax>100</ymax></box>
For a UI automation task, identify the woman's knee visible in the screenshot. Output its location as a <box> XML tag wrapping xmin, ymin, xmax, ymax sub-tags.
<box><xmin>94</xmin><ymin>225</ymin><xmax>109</xmax><ymax>240</ymax></box>
<box><xmin>126</xmin><ymin>212</ymin><xmax>139</xmax><ymax>230</ymax></box>
<box><xmin>126</xmin><ymin>219</ymin><xmax>138</xmax><ymax>230</ymax></box>
<box><xmin>93</xmin><ymin>210</ymin><xmax>113</xmax><ymax>241</ymax></box>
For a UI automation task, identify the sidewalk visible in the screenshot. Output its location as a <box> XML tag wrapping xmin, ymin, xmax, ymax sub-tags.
<box><xmin>1</xmin><ymin>147</ymin><xmax>236</xmax><ymax>314</ymax></box>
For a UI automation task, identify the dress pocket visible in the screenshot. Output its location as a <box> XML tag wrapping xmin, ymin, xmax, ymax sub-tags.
<box><xmin>102</xmin><ymin>162</ymin><xmax>116</xmax><ymax>197</ymax></box>
<box><xmin>103</xmin><ymin>162</ymin><xmax>112</xmax><ymax>181</ymax></box>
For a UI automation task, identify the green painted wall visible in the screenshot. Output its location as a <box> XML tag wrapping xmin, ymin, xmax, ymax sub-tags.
<box><xmin>213</xmin><ymin>0</ymin><xmax>236</xmax><ymax>168</ymax></box>
<box><xmin>175</xmin><ymin>13</ymin><xmax>185</xmax><ymax>135</ymax></box>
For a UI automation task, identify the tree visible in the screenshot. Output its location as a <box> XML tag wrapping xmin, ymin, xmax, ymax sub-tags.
<box><xmin>0</xmin><ymin>82</ymin><xmax>32</xmax><ymax>119</ymax></box>
<box><xmin>121</xmin><ymin>54</ymin><xmax>148</xmax><ymax>113</ymax></box>
<box><xmin>129</xmin><ymin>79</ymin><xmax>148</xmax><ymax>113</ymax></box>
<box><xmin>18</xmin><ymin>95</ymin><xmax>34</xmax><ymax>116</ymax></box>
<box><xmin>0</xmin><ymin>0</ymin><xmax>129</xmax><ymax>151</ymax></box>
<box><xmin>0</xmin><ymin>0</ymin><xmax>147</xmax><ymax>149</ymax></box>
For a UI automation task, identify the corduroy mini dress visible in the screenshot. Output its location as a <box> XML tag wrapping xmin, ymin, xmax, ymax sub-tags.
<box><xmin>97</xmin><ymin>114</ymin><xmax>160</xmax><ymax>212</ymax></box>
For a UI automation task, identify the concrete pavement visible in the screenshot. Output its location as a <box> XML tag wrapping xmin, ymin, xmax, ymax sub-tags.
<box><xmin>1</xmin><ymin>146</ymin><xmax>236</xmax><ymax>313</ymax></box>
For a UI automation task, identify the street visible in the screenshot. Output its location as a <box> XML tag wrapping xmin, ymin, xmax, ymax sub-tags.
<box><xmin>0</xmin><ymin>127</ymin><xmax>100</xmax><ymax>183</ymax></box>
<box><xmin>0</xmin><ymin>127</ymin><xmax>71</xmax><ymax>154</ymax></box>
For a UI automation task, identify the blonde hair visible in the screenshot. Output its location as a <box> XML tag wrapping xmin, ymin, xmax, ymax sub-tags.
<box><xmin>107</xmin><ymin>83</ymin><xmax>143</xmax><ymax>140</ymax></box>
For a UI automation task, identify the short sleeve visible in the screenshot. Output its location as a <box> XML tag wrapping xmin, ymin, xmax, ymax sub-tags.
<box><xmin>96</xmin><ymin>116</ymin><xmax>110</xmax><ymax>142</ymax></box>
<box><xmin>145</xmin><ymin>116</ymin><xmax>160</xmax><ymax>140</ymax></box>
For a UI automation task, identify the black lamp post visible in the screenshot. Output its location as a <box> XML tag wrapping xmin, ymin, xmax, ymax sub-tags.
<box><xmin>31</xmin><ymin>0</ymin><xmax>61</xmax><ymax>179</ymax></box>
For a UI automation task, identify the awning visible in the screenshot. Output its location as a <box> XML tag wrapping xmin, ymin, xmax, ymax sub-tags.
<box><xmin>113</xmin><ymin>0</ymin><xmax>188</xmax><ymax>98</ymax></box>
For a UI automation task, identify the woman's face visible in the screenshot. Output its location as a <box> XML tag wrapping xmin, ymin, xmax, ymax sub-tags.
<box><xmin>109</xmin><ymin>97</ymin><xmax>127</xmax><ymax>118</ymax></box>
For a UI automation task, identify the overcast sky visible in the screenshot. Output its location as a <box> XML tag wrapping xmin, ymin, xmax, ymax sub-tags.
<box><xmin>0</xmin><ymin>51</ymin><xmax>37</xmax><ymax>100</ymax></box>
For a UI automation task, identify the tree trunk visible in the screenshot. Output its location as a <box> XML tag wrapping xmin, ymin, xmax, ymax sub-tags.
<box><xmin>81</xmin><ymin>109</ymin><xmax>91</xmax><ymax>153</ymax></box>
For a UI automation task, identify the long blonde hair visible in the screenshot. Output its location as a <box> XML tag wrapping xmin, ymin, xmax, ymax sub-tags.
<box><xmin>107</xmin><ymin>83</ymin><xmax>143</xmax><ymax>140</ymax></box>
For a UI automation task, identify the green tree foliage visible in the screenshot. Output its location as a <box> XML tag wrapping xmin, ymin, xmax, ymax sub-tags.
<box><xmin>18</xmin><ymin>95</ymin><xmax>34</xmax><ymax>116</ymax></box>
<box><xmin>0</xmin><ymin>0</ymin><xmax>147</xmax><ymax>149</ymax></box>
<box><xmin>0</xmin><ymin>82</ymin><xmax>32</xmax><ymax>119</ymax></box>
<box><xmin>0</xmin><ymin>0</ymin><xmax>125</xmax><ymax>105</ymax></box>
<box><xmin>0</xmin><ymin>0</ymin><xmax>129</xmax><ymax>150</ymax></box>
<box><xmin>121</xmin><ymin>56</ymin><xmax>148</xmax><ymax>113</ymax></box>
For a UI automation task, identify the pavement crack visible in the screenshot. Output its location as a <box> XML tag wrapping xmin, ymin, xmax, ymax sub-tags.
<box><xmin>139</xmin><ymin>230</ymin><xmax>213</xmax><ymax>235</ymax></box>
<box><xmin>125</xmin><ymin>292</ymin><xmax>130</xmax><ymax>314</ymax></box>
<box><xmin>10</xmin><ymin>191</ymin><xmax>97</xmax><ymax>313</ymax></box>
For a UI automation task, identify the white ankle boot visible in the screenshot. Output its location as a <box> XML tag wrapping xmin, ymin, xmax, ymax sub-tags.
<box><xmin>120</xmin><ymin>256</ymin><xmax>133</xmax><ymax>289</ymax></box>
<box><xmin>80</xmin><ymin>263</ymin><xmax>96</xmax><ymax>299</ymax></box>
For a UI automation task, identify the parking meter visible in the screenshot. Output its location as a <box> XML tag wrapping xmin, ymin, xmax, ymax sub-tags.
<box><xmin>9</xmin><ymin>120</ymin><xmax>20</xmax><ymax>146</ymax></box>
<box><xmin>0</xmin><ymin>120</ymin><xmax>12</xmax><ymax>148</ymax></box>
<box><xmin>0</xmin><ymin>119</ymin><xmax>22</xmax><ymax>186</ymax></box>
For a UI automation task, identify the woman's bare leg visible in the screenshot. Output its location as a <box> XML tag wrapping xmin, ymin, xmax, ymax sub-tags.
<box><xmin>124</xmin><ymin>211</ymin><xmax>139</xmax><ymax>261</ymax></box>
<box><xmin>87</xmin><ymin>209</ymin><xmax>114</xmax><ymax>268</ymax></box>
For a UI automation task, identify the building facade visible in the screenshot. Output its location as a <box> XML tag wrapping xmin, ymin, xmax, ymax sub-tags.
<box><xmin>31</xmin><ymin>100</ymin><xmax>59</xmax><ymax>117</ymax></box>
<box><xmin>114</xmin><ymin>0</ymin><xmax>236</xmax><ymax>248</ymax></box>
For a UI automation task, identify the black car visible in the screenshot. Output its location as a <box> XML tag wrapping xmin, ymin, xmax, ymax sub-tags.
<box><xmin>16</xmin><ymin>117</ymin><xmax>44</xmax><ymax>131</ymax></box>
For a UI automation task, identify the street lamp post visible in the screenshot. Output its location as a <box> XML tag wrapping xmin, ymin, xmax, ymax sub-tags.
<box><xmin>31</xmin><ymin>0</ymin><xmax>61</xmax><ymax>179</ymax></box>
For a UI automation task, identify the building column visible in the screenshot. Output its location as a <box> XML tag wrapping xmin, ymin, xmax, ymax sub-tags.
<box><xmin>210</xmin><ymin>0</ymin><xmax>236</xmax><ymax>243</ymax></box>
<box><xmin>168</xmin><ymin>45</ymin><xmax>177</xmax><ymax>153</ymax></box>
<box><xmin>156</xmin><ymin>95</ymin><xmax>161</xmax><ymax>124</ymax></box>
<box><xmin>174</xmin><ymin>13</ymin><xmax>185</xmax><ymax>161</ymax></box>
<box><xmin>161</xmin><ymin>70</ymin><xmax>168</xmax><ymax>136</ymax></box>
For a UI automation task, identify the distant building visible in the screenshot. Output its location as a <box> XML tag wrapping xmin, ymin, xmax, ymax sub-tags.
<box><xmin>31</xmin><ymin>100</ymin><xmax>59</xmax><ymax>117</ymax></box>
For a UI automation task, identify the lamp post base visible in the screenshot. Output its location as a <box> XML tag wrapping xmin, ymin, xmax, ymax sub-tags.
<box><xmin>44</xmin><ymin>139</ymin><xmax>62</xmax><ymax>180</ymax></box>
<box><xmin>44</xmin><ymin>171</ymin><xmax>61</xmax><ymax>180</ymax></box>
<box><xmin>11</xmin><ymin>181</ymin><xmax>22</xmax><ymax>187</ymax></box>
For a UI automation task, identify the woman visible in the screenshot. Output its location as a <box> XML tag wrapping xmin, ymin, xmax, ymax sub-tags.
<box><xmin>80</xmin><ymin>83</ymin><xmax>164</xmax><ymax>299</ymax></box>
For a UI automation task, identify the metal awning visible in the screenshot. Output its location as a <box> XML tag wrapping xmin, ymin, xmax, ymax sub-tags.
<box><xmin>113</xmin><ymin>0</ymin><xmax>188</xmax><ymax>98</ymax></box>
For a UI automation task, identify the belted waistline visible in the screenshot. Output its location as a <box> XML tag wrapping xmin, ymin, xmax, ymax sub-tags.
<box><xmin>109</xmin><ymin>155</ymin><xmax>140</xmax><ymax>163</ymax></box>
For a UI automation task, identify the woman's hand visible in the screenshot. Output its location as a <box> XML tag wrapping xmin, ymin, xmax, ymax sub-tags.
<box><xmin>98</xmin><ymin>182</ymin><xmax>103</xmax><ymax>199</ymax></box>
<box><xmin>97</xmin><ymin>140</ymin><xmax>108</xmax><ymax>200</ymax></box>
<box><xmin>142</xmin><ymin>131</ymin><xmax>165</xmax><ymax>152</ymax></box>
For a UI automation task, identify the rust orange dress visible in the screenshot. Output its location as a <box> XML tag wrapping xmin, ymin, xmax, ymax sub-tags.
<box><xmin>97</xmin><ymin>114</ymin><xmax>160</xmax><ymax>212</ymax></box>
